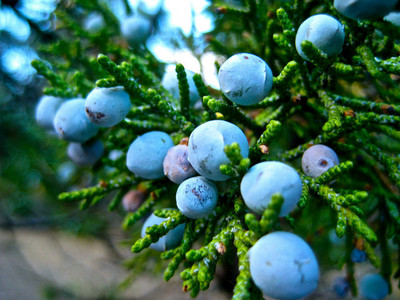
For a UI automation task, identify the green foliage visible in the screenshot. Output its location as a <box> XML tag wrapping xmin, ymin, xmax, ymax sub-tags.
<box><xmin>31</xmin><ymin>0</ymin><xmax>400</xmax><ymax>298</ymax></box>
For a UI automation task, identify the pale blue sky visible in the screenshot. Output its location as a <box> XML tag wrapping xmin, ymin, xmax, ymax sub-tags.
<box><xmin>0</xmin><ymin>0</ymin><xmax>219</xmax><ymax>89</ymax></box>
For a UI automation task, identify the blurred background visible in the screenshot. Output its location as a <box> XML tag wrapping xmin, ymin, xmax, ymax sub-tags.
<box><xmin>0</xmin><ymin>0</ymin><xmax>225</xmax><ymax>299</ymax></box>
<box><xmin>1</xmin><ymin>0</ymin><xmax>399</xmax><ymax>299</ymax></box>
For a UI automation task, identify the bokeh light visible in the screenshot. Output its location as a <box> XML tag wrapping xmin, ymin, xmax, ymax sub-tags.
<box><xmin>1</xmin><ymin>47</ymin><xmax>37</xmax><ymax>83</ymax></box>
<box><xmin>0</xmin><ymin>6</ymin><xmax>31</xmax><ymax>42</ymax></box>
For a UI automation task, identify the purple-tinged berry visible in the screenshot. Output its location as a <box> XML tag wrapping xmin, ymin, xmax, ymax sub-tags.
<box><xmin>301</xmin><ymin>144</ymin><xmax>339</xmax><ymax>178</ymax></box>
<box><xmin>163</xmin><ymin>138</ymin><xmax>197</xmax><ymax>184</ymax></box>
<box><xmin>122</xmin><ymin>190</ymin><xmax>145</xmax><ymax>212</ymax></box>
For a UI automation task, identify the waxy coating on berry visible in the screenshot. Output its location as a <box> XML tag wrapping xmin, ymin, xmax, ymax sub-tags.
<box><xmin>120</xmin><ymin>14</ymin><xmax>152</xmax><ymax>46</ymax></box>
<box><xmin>122</xmin><ymin>190</ymin><xmax>145</xmax><ymax>212</ymax></box>
<box><xmin>85</xmin><ymin>86</ymin><xmax>131</xmax><ymax>127</ymax></box>
<box><xmin>188</xmin><ymin>120</ymin><xmax>249</xmax><ymax>181</ymax></box>
<box><xmin>176</xmin><ymin>176</ymin><xmax>218</xmax><ymax>219</ymax></box>
<box><xmin>360</xmin><ymin>273</ymin><xmax>389</xmax><ymax>300</ymax></box>
<box><xmin>218</xmin><ymin>53</ymin><xmax>273</xmax><ymax>106</ymax></box>
<box><xmin>161</xmin><ymin>65</ymin><xmax>200</xmax><ymax>106</ymax></box>
<box><xmin>295</xmin><ymin>14</ymin><xmax>345</xmax><ymax>61</ymax></box>
<box><xmin>67</xmin><ymin>139</ymin><xmax>104</xmax><ymax>166</ymax></box>
<box><xmin>141</xmin><ymin>211</ymin><xmax>185</xmax><ymax>252</ymax></box>
<box><xmin>301</xmin><ymin>144</ymin><xmax>339</xmax><ymax>178</ymax></box>
<box><xmin>240</xmin><ymin>161</ymin><xmax>302</xmax><ymax>216</ymax></box>
<box><xmin>53</xmin><ymin>99</ymin><xmax>99</xmax><ymax>143</ymax></box>
<box><xmin>249</xmin><ymin>231</ymin><xmax>319</xmax><ymax>300</ymax></box>
<box><xmin>35</xmin><ymin>95</ymin><xmax>63</xmax><ymax>131</ymax></box>
<box><xmin>126</xmin><ymin>131</ymin><xmax>174</xmax><ymax>179</ymax></box>
<box><xmin>334</xmin><ymin>0</ymin><xmax>398</xmax><ymax>20</ymax></box>
<box><xmin>163</xmin><ymin>144</ymin><xmax>197</xmax><ymax>184</ymax></box>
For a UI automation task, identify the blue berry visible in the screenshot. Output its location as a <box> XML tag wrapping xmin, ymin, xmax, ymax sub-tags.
<box><xmin>176</xmin><ymin>176</ymin><xmax>218</xmax><ymax>219</ymax></box>
<box><xmin>163</xmin><ymin>144</ymin><xmax>197</xmax><ymax>184</ymax></box>
<box><xmin>218</xmin><ymin>53</ymin><xmax>273</xmax><ymax>106</ymax></box>
<box><xmin>141</xmin><ymin>211</ymin><xmax>185</xmax><ymax>251</ymax></box>
<box><xmin>187</xmin><ymin>120</ymin><xmax>249</xmax><ymax>181</ymax></box>
<box><xmin>67</xmin><ymin>139</ymin><xmax>104</xmax><ymax>166</ymax></box>
<box><xmin>35</xmin><ymin>95</ymin><xmax>63</xmax><ymax>131</ymax></box>
<box><xmin>351</xmin><ymin>248</ymin><xmax>367</xmax><ymax>263</ymax></box>
<box><xmin>161</xmin><ymin>66</ymin><xmax>200</xmax><ymax>106</ymax></box>
<box><xmin>126</xmin><ymin>131</ymin><xmax>174</xmax><ymax>179</ymax></box>
<box><xmin>54</xmin><ymin>99</ymin><xmax>99</xmax><ymax>143</ymax></box>
<box><xmin>120</xmin><ymin>14</ymin><xmax>152</xmax><ymax>46</ymax></box>
<box><xmin>85</xmin><ymin>86</ymin><xmax>131</xmax><ymax>127</ymax></box>
<box><xmin>295</xmin><ymin>14</ymin><xmax>345</xmax><ymax>61</ymax></box>
<box><xmin>83</xmin><ymin>12</ymin><xmax>105</xmax><ymax>33</ymax></box>
<box><xmin>334</xmin><ymin>0</ymin><xmax>398</xmax><ymax>20</ymax></box>
<box><xmin>332</xmin><ymin>276</ymin><xmax>350</xmax><ymax>298</ymax></box>
<box><xmin>301</xmin><ymin>144</ymin><xmax>340</xmax><ymax>178</ymax></box>
<box><xmin>249</xmin><ymin>231</ymin><xmax>319</xmax><ymax>300</ymax></box>
<box><xmin>384</xmin><ymin>12</ymin><xmax>400</xmax><ymax>26</ymax></box>
<box><xmin>360</xmin><ymin>273</ymin><xmax>389</xmax><ymax>300</ymax></box>
<box><xmin>240</xmin><ymin>161</ymin><xmax>302</xmax><ymax>216</ymax></box>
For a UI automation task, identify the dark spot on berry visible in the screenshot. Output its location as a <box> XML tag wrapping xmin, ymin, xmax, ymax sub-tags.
<box><xmin>95</xmin><ymin>112</ymin><xmax>105</xmax><ymax>120</ymax></box>
<box><xmin>198</xmin><ymin>157</ymin><xmax>211</xmax><ymax>174</ymax></box>
<box><xmin>86</xmin><ymin>107</ymin><xmax>94</xmax><ymax>118</ymax></box>
<box><xmin>244</xmin><ymin>56</ymin><xmax>248</xmax><ymax>59</ymax></box>
<box><xmin>318</xmin><ymin>159</ymin><xmax>328</xmax><ymax>167</ymax></box>
<box><xmin>161</xmin><ymin>138</ymin><xmax>166</xmax><ymax>143</ymax></box>
<box><xmin>231</xmin><ymin>90</ymin><xmax>243</xmax><ymax>97</ymax></box>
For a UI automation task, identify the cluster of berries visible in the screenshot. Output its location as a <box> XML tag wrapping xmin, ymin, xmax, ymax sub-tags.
<box><xmin>34</xmin><ymin>1</ymin><xmax>399</xmax><ymax>298</ymax></box>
